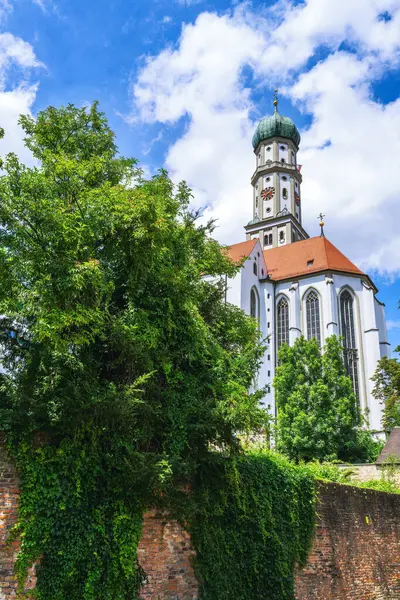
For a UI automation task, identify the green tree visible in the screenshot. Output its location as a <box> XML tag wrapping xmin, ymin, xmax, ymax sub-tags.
<box><xmin>372</xmin><ymin>354</ymin><xmax>400</xmax><ymax>432</ymax></box>
<box><xmin>0</xmin><ymin>103</ymin><xmax>267</xmax><ymax>599</ymax></box>
<box><xmin>274</xmin><ymin>336</ymin><xmax>363</xmax><ymax>462</ymax></box>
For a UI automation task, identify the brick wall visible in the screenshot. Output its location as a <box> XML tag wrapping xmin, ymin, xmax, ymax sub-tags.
<box><xmin>1</xmin><ymin>440</ymin><xmax>400</xmax><ymax>600</ymax></box>
<box><xmin>0</xmin><ymin>436</ymin><xmax>20</xmax><ymax>600</ymax></box>
<box><xmin>138</xmin><ymin>511</ymin><xmax>198</xmax><ymax>600</ymax></box>
<box><xmin>295</xmin><ymin>482</ymin><xmax>400</xmax><ymax>600</ymax></box>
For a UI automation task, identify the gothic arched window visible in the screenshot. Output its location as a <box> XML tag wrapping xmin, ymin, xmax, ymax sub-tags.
<box><xmin>305</xmin><ymin>290</ymin><xmax>321</xmax><ymax>345</ymax></box>
<box><xmin>339</xmin><ymin>290</ymin><xmax>359</xmax><ymax>398</ymax></box>
<box><xmin>250</xmin><ymin>287</ymin><xmax>259</xmax><ymax>320</ymax></box>
<box><xmin>277</xmin><ymin>296</ymin><xmax>289</xmax><ymax>350</ymax></box>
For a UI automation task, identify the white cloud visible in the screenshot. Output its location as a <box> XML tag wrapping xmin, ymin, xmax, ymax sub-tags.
<box><xmin>0</xmin><ymin>15</ymin><xmax>43</xmax><ymax>165</ymax></box>
<box><xmin>32</xmin><ymin>0</ymin><xmax>58</xmax><ymax>13</ymax></box>
<box><xmin>387</xmin><ymin>319</ymin><xmax>400</xmax><ymax>330</ymax></box>
<box><xmin>175</xmin><ymin>0</ymin><xmax>204</xmax><ymax>6</ymax></box>
<box><xmin>0</xmin><ymin>85</ymin><xmax>38</xmax><ymax>162</ymax></box>
<box><xmin>32</xmin><ymin>0</ymin><xmax>46</xmax><ymax>11</ymax></box>
<box><xmin>131</xmin><ymin>0</ymin><xmax>400</xmax><ymax>276</ymax></box>
<box><xmin>0</xmin><ymin>0</ymin><xmax>12</xmax><ymax>21</ymax></box>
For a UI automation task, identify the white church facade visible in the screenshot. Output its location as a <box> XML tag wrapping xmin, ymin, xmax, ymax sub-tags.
<box><xmin>225</xmin><ymin>97</ymin><xmax>390</xmax><ymax>433</ymax></box>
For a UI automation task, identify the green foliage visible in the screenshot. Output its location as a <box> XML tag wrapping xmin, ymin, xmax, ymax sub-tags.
<box><xmin>0</xmin><ymin>102</ymin><xmax>268</xmax><ymax>599</ymax></box>
<box><xmin>187</xmin><ymin>452</ymin><xmax>316</xmax><ymax>600</ymax></box>
<box><xmin>356</xmin><ymin>478</ymin><xmax>400</xmax><ymax>494</ymax></box>
<box><xmin>300</xmin><ymin>457</ymin><xmax>400</xmax><ymax>495</ymax></box>
<box><xmin>274</xmin><ymin>336</ymin><xmax>364</xmax><ymax>462</ymax></box>
<box><xmin>372</xmin><ymin>354</ymin><xmax>400</xmax><ymax>432</ymax></box>
<box><xmin>299</xmin><ymin>460</ymin><xmax>356</xmax><ymax>483</ymax></box>
<box><xmin>9</xmin><ymin>429</ymin><xmax>145</xmax><ymax>600</ymax></box>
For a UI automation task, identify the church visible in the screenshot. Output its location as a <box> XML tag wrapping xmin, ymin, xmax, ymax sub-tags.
<box><xmin>225</xmin><ymin>96</ymin><xmax>390</xmax><ymax>433</ymax></box>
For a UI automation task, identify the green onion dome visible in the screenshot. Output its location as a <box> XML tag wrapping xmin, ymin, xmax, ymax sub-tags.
<box><xmin>252</xmin><ymin>109</ymin><xmax>301</xmax><ymax>149</ymax></box>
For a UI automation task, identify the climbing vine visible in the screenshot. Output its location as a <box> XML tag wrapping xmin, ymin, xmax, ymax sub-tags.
<box><xmin>188</xmin><ymin>452</ymin><xmax>316</xmax><ymax>600</ymax></box>
<box><xmin>8</xmin><ymin>428</ymin><xmax>145</xmax><ymax>600</ymax></box>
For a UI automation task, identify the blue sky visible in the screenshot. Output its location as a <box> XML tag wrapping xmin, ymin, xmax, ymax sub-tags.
<box><xmin>1</xmin><ymin>0</ymin><xmax>400</xmax><ymax>350</ymax></box>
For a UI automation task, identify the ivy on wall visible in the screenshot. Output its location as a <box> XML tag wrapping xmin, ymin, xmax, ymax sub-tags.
<box><xmin>8</xmin><ymin>429</ymin><xmax>146</xmax><ymax>600</ymax></box>
<box><xmin>188</xmin><ymin>452</ymin><xmax>316</xmax><ymax>600</ymax></box>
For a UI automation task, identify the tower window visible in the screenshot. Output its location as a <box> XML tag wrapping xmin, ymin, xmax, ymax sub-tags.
<box><xmin>264</xmin><ymin>232</ymin><xmax>273</xmax><ymax>246</ymax></box>
<box><xmin>280</xmin><ymin>145</ymin><xmax>285</xmax><ymax>150</ymax></box>
<box><xmin>282</xmin><ymin>188</ymin><xmax>288</xmax><ymax>199</ymax></box>
<box><xmin>279</xmin><ymin>231</ymin><xmax>285</xmax><ymax>243</ymax></box>
<box><xmin>282</xmin><ymin>176</ymin><xmax>287</xmax><ymax>181</ymax></box>
<box><xmin>306</xmin><ymin>290</ymin><xmax>321</xmax><ymax>346</ymax></box>
<box><xmin>266</xmin><ymin>207</ymin><xmax>271</xmax><ymax>213</ymax></box>
<box><xmin>277</xmin><ymin>297</ymin><xmax>289</xmax><ymax>350</ymax></box>
<box><xmin>265</xmin><ymin>177</ymin><xmax>271</xmax><ymax>182</ymax></box>
<box><xmin>281</xmin><ymin>158</ymin><xmax>286</xmax><ymax>163</ymax></box>
<box><xmin>255</xmin><ymin>197</ymin><xmax>258</xmax><ymax>208</ymax></box>
<box><xmin>340</xmin><ymin>290</ymin><xmax>359</xmax><ymax>398</ymax></box>
<box><xmin>266</xmin><ymin>146</ymin><xmax>271</xmax><ymax>152</ymax></box>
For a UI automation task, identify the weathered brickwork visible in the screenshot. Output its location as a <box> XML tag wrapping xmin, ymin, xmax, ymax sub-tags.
<box><xmin>1</xmin><ymin>440</ymin><xmax>400</xmax><ymax>600</ymax></box>
<box><xmin>295</xmin><ymin>482</ymin><xmax>400</xmax><ymax>600</ymax></box>
<box><xmin>138</xmin><ymin>511</ymin><xmax>198</xmax><ymax>600</ymax></box>
<box><xmin>0</xmin><ymin>435</ymin><xmax>20</xmax><ymax>600</ymax></box>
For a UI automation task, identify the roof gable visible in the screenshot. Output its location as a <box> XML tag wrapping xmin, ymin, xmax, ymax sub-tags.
<box><xmin>376</xmin><ymin>428</ymin><xmax>400</xmax><ymax>465</ymax></box>
<box><xmin>225</xmin><ymin>239</ymin><xmax>258</xmax><ymax>264</ymax></box>
<box><xmin>262</xmin><ymin>236</ymin><xmax>364</xmax><ymax>281</ymax></box>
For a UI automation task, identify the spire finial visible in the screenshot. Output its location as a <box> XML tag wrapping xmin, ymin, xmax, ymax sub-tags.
<box><xmin>273</xmin><ymin>89</ymin><xmax>279</xmax><ymax>112</ymax></box>
<box><xmin>318</xmin><ymin>212</ymin><xmax>326</xmax><ymax>237</ymax></box>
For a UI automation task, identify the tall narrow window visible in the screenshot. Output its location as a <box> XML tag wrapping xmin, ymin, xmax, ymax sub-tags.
<box><xmin>282</xmin><ymin>188</ymin><xmax>288</xmax><ymax>199</ymax></box>
<box><xmin>277</xmin><ymin>297</ymin><xmax>289</xmax><ymax>350</ymax></box>
<box><xmin>253</xmin><ymin>262</ymin><xmax>258</xmax><ymax>276</ymax></box>
<box><xmin>306</xmin><ymin>290</ymin><xmax>321</xmax><ymax>345</ymax></box>
<box><xmin>340</xmin><ymin>290</ymin><xmax>359</xmax><ymax>398</ymax></box>
<box><xmin>250</xmin><ymin>288</ymin><xmax>259</xmax><ymax>320</ymax></box>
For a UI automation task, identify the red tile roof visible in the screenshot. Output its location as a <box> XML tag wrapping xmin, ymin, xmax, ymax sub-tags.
<box><xmin>225</xmin><ymin>239</ymin><xmax>257</xmax><ymax>264</ymax></box>
<box><xmin>263</xmin><ymin>237</ymin><xmax>364</xmax><ymax>281</ymax></box>
<box><xmin>226</xmin><ymin>236</ymin><xmax>364</xmax><ymax>281</ymax></box>
<box><xmin>376</xmin><ymin>428</ymin><xmax>400</xmax><ymax>465</ymax></box>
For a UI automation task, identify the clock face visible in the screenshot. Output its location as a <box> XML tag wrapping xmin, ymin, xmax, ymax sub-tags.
<box><xmin>261</xmin><ymin>187</ymin><xmax>275</xmax><ymax>200</ymax></box>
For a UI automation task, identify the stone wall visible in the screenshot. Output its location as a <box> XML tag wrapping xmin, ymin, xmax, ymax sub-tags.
<box><xmin>2</xmin><ymin>440</ymin><xmax>400</xmax><ymax>600</ymax></box>
<box><xmin>337</xmin><ymin>463</ymin><xmax>400</xmax><ymax>484</ymax></box>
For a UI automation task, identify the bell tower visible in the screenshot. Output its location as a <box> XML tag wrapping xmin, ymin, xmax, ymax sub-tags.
<box><xmin>245</xmin><ymin>93</ymin><xmax>309</xmax><ymax>250</ymax></box>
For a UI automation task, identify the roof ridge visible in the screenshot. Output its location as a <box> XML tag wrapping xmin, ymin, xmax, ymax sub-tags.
<box><xmin>321</xmin><ymin>236</ymin><xmax>329</xmax><ymax>264</ymax></box>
